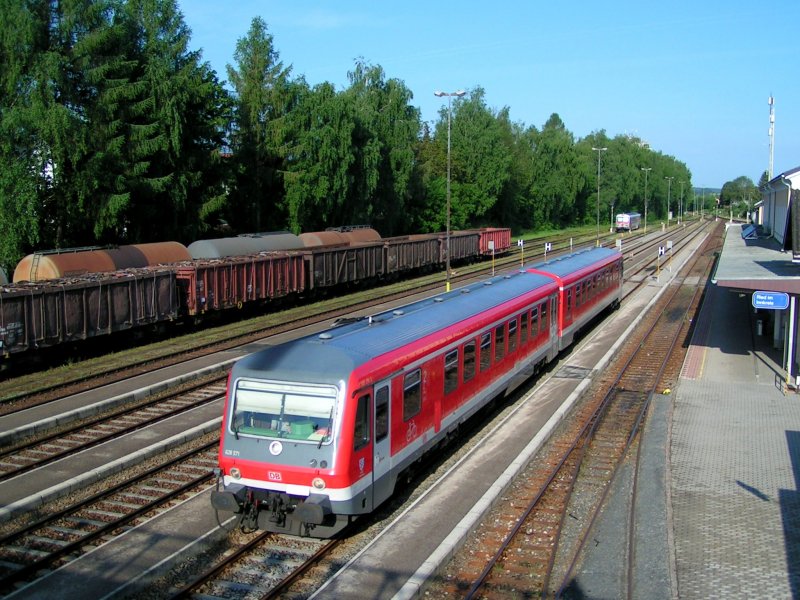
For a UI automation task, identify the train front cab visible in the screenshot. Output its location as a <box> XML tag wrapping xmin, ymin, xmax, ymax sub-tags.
<box><xmin>212</xmin><ymin>373</ymin><xmax>368</xmax><ymax>538</ymax></box>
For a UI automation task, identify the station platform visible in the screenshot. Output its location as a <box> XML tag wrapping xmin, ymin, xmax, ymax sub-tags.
<box><xmin>670</xmin><ymin>281</ymin><xmax>800</xmax><ymax>598</ymax></box>
<box><xmin>575</xmin><ymin>277</ymin><xmax>800</xmax><ymax>598</ymax></box>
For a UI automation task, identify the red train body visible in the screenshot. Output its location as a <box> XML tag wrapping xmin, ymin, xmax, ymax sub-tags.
<box><xmin>211</xmin><ymin>247</ymin><xmax>623</xmax><ymax>537</ymax></box>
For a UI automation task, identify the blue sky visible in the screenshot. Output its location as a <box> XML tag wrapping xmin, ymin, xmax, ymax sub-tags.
<box><xmin>179</xmin><ymin>1</ymin><xmax>799</xmax><ymax>189</ymax></box>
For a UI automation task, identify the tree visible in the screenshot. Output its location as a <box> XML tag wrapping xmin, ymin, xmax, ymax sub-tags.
<box><xmin>226</xmin><ymin>16</ymin><xmax>293</xmax><ymax>232</ymax></box>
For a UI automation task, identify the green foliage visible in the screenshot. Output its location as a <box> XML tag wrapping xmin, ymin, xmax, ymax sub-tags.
<box><xmin>0</xmin><ymin>6</ymin><xmax>703</xmax><ymax>272</ymax></box>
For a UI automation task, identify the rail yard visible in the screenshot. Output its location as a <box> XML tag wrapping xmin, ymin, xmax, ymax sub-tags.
<box><xmin>0</xmin><ymin>218</ymin><xmax>733</xmax><ymax>599</ymax></box>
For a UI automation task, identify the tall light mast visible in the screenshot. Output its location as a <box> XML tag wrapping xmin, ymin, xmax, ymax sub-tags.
<box><xmin>768</xmin><ymin>95</ymin><xmax>775</xmax><ymax>179</ymax></box>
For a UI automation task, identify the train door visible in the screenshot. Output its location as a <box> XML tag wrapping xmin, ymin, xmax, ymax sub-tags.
<box><xmin>372</xmin><ymin>380</ymin><xmax>392</xmax><ymax>507</ymax></box>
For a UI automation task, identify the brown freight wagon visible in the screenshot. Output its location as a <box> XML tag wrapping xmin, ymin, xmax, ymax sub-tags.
<box><xmin>303</xmin><ymin>242</ymin><xmax>385</xmax><ymax>289</ymax></box>
<box><xmin>0</xmin><ymin>268</ymin><xmax>178</xmax><ymax>356</ymax></box>
<box><xmin>174</xmin><ymin>252</ymin><xmax>306</xmax><ymax>315</ymax></box>
<box><xmin>383</xmin><ymin>234</ymin><xmax>441</xmax><ymax>274</ymax></box>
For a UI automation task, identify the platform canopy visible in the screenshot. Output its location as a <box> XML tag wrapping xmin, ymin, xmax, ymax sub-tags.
<box><xmin>712</xmin><ymin>223</ymin><xmax>800</xmax><ymax>294</ymax></box>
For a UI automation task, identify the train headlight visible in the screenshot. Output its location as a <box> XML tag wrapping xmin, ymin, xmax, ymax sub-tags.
<box><xmin>230</xmin><ymin>467</ymin><xmax>241</xmax><ymax>480</ymax></box>
<box><xmin>312</xmin><ymin>477</ymin><xmax>326</xmax><ymax>490</ymax></box>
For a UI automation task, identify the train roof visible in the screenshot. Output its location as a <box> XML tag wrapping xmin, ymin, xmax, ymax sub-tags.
<box><xmin>527</xmin><ymin>246</ymin><xmax>620</xmax><ymax>278</ymax></box>
<box><xmin>232</xmin><ymin>269</ymin><xmax>558</xmax><ymax>385</ymax></box>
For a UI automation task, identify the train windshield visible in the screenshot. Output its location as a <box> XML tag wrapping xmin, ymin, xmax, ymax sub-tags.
<box><xmin>231</xmin><ymin>379</ymin><xmax>337</xmax><ymax>444</ymax></box>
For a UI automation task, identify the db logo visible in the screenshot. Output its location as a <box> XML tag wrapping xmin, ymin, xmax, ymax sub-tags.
<box><xmin>268</xmin><ymin>471</ymin><xmax>282</xmax><ymax>481</ymax></box>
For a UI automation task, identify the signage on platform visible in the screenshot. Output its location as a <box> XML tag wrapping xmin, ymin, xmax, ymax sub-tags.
<box><xmin>752</xmin><ymin>291</ymin><xmax>789</xmax><ymax>310</ymax></box>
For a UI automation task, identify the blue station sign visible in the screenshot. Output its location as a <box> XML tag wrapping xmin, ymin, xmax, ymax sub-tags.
<box><xmin>752</xmin><ymin>291</ymin><xmax>790</xmax><ymax>310</ymax></box>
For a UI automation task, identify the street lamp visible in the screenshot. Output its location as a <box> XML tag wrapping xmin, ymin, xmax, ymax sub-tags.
<box><xmin>679</xmin><ymin>180</ymin><xmax>685</xmax><ymax>224</ymax></box>
<box><xmin>665</xmin><ymin>176</ymin><xmax>674</xmax><ymax>226</ymax></box>
<box><xmin>434</xmin><ymin>89</ymin><xmax>466</xmax><ymax>292</ymax></box>
<box><xmin>641</xmin><ymin>167</ymin><xmax>652</xmax><ymax>233</ymax></box>
<box><xmin>592</xmin><ymin>147</ymin><xmax>607</xmax><ymax>246</ymax></box>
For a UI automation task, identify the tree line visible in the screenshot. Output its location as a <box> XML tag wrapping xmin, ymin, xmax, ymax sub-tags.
<box><xmin>1</xmin><ymin>1</ymin><xmax>700</xmax><ymax>274</ymax></box>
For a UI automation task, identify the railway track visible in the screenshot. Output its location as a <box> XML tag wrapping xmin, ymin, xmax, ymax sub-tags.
<box><xmin>168</xmin><ymin>532</ymin><xmax>339</xmax><ymax>600</ymax></box>
<box><xmin>0</xmin><ymin>378</ymin><xmax>226</xmax><ymax>477</ymax></box>
<box><xmin>0</xmin><ymin>443</ymin><xmax>218</xmax><ymax>595</ymax></box>
<box><xmin>2</xmin><ymin>223</ymin><xmax>701</xmax><ymax>414</ymax></box>
<box><xmin>428</xmin><ymin>221</ymin><xmax>721</xmax><ymax>598</ymax></box>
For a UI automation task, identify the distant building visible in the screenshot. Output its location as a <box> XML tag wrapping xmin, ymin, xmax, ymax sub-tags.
<box><xmin>712</xmin><ymin>164</ymin><xmax>800</xmax><ymax>387</ymax></box>
<box><xmin>761</xmin><ymin>166</ymin><xmax>800</xmax><ymax>261</ymax></box>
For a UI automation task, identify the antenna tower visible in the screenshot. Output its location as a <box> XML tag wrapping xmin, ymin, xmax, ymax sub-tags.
<box><xmin>768</xmin><ymin>95</ymin><xmax>775</xmax><ymax>179</ymax></box>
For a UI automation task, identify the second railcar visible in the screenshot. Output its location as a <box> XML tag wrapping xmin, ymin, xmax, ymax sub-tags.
<box><xmin>528</xmin><ymin>247</ymin><xmax>623</xmax><ymax>349</ymax></box>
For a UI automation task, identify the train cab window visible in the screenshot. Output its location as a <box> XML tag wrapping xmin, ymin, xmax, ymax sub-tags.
<box><xmin>479</xmin><ymin>332</ymin><xmax>492</xmax><ymax>371</ymax></box>
<box><xmin>520</xmin><ymin>311</ymin><xmax>529</xmax><ymax>344</ymax></box>
<box><xmin>463</xmin><ymin>340</ymin><xmax>476</xmax><ymax>382</ymax></box>
<box><xmin>231</xmin><ymin>380</ymin><xmax>336</xmax><ymax>444</ymax></box>
<box><xmin>403</xmin><ymin>370</ymin><xmax>422</xmax><ymax>421</ymax></box>
<box><xmin>375</xmin><ymin>386</ymin><xmax>389</xmax><ymax>442</ymax></box>
<box><xmin>354</xmin><ymin>394</ymin><xmax>370</xmax><ymax>451</ymax></box>
<box><xmin>531</xmin><ymin>307</ymin><xmax>539</xmax><ymax>335</ymax></box>
<box><xmin>495</xmin><ymin>324</ymin><xmax>505</xmax><ymax>362</ymax></box>
<box><xmin>444</xmin><ymin>349</ymin><xmax>459</xmax><ymax>395</ymax></box>
<box><xmin>508</xmin><ymin>318</ymin><xmax>518</xmax><ymax>353</ymax></box>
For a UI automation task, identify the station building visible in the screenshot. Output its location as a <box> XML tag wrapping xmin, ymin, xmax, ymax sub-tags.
<box><xmin>712</xmin><ymin>165</ymin><xmax>800</xmax><ymax>387</ymax></box>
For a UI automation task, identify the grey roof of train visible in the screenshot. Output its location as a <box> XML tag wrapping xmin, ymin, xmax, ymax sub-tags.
<box><xmin>527</xmin><ymin>246</ymin><xmax>619</xmax><ymax>277</ymax></box>
<box><xmin>233</xmin><ymin>247</ymin><xmax>618</xmax><ymax>385</ymax></box>
<box><xmin>234</xmin><ymin>269</ymin><xmax>555</xmax><ymax>384</ymax></box>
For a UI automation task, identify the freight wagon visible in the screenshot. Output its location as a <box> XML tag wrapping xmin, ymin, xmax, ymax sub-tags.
<box><xmin>1</xmin><ymin>227</ymin><xmax>513</xmax><ymax>358</ymax></box>
<box><xmin>0</xmin><ymin>269</ymin><xmax>178</xmax><ymax>355</ymax></box>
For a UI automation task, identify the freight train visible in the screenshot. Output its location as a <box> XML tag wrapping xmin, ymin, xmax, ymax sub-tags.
<box><xmin>0</xmin><ymin>227</ymin><xmax>511</xmax><ymax>358</ymax></box>
<box><xmin>211</xmin><ymin>246</ymin><xmax>623</xmax><ymax>537</ymax></box>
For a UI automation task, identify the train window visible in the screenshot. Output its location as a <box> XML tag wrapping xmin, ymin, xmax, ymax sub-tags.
<box><xmin>541</xmin><ymin>301</ymin><xmax>548</xmax><ymax>330</ymax></box>
<box><xmin>531</xmin><ymin>307</ymin><xmax>539</xmax><ymax>335</ymax></box>
<box><xmin>375</xmin><ymin>386</ymin><xmax>389</xmax><ymax>442</ymax></box>
<box><xmin>444</xmin><ymin>349</ymin><xmax>459</xmax><ymax>395</ymax></box>
<box><xmin>495</xmin><ymin>324</ymin><xmax>505</xmax><ymax>362</ymax></box>
<box><xmin>480</xmin><ymin>332</ymin><xmax>492</xmax><ymax>371</ymax></box>
<box><xmin>354</xmin><ymin>394</ymin><xmax>370</xmax><ymax>451</ymax></box>
<box><xmin>232</xmin><ymin>380</ymin><xmax>336</xmax><ymax>444</ymax></box>
<box><xmin>520</xmin><ymin>311</ymin><xmax>529</xmax><ymax>344</ymax></box>
<box><xmin>566</xmin><ymin>289</ymin><xmax>572</xmax><ymax>315</ymax></box>
<box><xmin>508</xmin><ymin>318</ymin><xmax>518</xmax><ymax>353</ymax></box>
<box><xmin>463</xmin><ymin>340</ymin><xmax>476</xmax><ymax>382</ymax></box>
<box><xmin>403</xmin><ymin>370</ymin><xmax>422</xmax><ymax>421</ymax></box>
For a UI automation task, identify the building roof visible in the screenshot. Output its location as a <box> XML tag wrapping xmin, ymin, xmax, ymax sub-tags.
<box><xmin>713</xmin><ymin>223</ymin><xmax>800</xmax><ymax>294</ymax></box>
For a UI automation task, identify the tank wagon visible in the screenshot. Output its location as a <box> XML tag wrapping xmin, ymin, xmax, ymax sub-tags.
<box><xmin>211</xmin><ymin>246</ymin><xmax>622</xmax><ymax>537</ymax></box>
<box><xmin>1</xmin><ymin>227</ymin><xmax>513</xmax><ymax>357</ymax></box>
<box><xmin>13</xmin><ymin>242</ymin><xmax>191</xmax><ymax>283</ymax></box>
<box><xmin>615</xmin><ymin>212</ymin><xmax>642</xmax><ymax>232</ymax></box>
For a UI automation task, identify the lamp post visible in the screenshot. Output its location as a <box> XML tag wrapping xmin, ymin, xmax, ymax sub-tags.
<box><xmin>665</xmin><ymin>176</ymin><xmax>674</xmax><ymax>227</ymax></box>
<box><xmin>641</xmin><ymin>167</ymin><xmax>652</xmax><ymax>233</ymax></box>
<box><xmin>434</xmin><ymin>89</ymin><xmax>466</xmax><ymax>292</ymax></box>
<box><xmin>592</xmin><ymin>146</ymin><xmax>607</xmax><ymax>246</ymax></box>
<box><xmin>679</xmin><ymin>180</ymin><xmax>684</xmax><ymax>224</ymax></box>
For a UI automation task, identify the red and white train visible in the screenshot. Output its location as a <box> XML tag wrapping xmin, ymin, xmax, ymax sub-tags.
<box><xmin>211</xmin><ymin>247</ymin><xmax>623</xmax><ymax>536</ymax></box>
